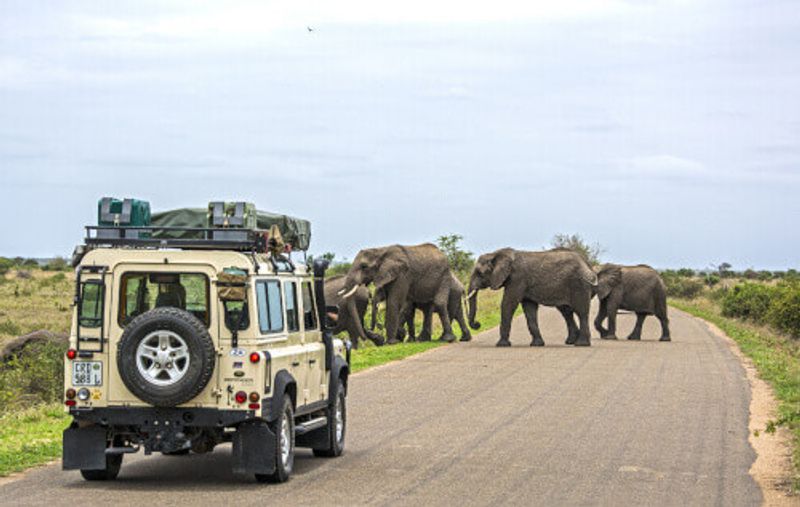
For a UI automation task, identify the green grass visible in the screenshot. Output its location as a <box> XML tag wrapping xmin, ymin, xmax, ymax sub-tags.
<box><xmin>350</xmin><ymin>340</ymin><xmax>446</xmax><ymax>373</ymax></box>
<box><xmin>672</xmin><ymin>298</ymin><xmax>800</xmax><ymax>489</ymax></box>
<box><xmin>0</xmin><ymin>404</ymin><xmax>70</xmax><ymax>476</ymax></box>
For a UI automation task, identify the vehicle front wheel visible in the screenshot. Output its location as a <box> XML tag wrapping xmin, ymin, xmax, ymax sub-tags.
<box><xmin>313</xmin><ymin>379</ymin><xmax>346</xmax><ymax>458</ymax></box>
<box><xmin>256</xmin><ymin>395</ymin><xmax>295</xmax><ymax>483</ymax></box>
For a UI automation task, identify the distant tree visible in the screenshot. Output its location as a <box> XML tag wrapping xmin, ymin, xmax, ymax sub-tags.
<box><xmin>0</xmin><ymin>257</ymin><xmax>12</xmax><ymax>276</ymax></box>
<box><xmin>676</xmin><ymin>268</ymin><xmax>696</xmax><ymax>277</ymax></box>
<box><xmin>551</xmin><ymin>233</ymin><xmax>603</xmax><ymax>266</ymax></box>
<box><xmin>757</xmin><ymin>270</ymin><xmax>772</xmax><ymax>281</ymax></box>
<box><xmin>743</xmin><ymin>268</ymin><xmax>758</xmax><ymax>280</ymax></box>
<box><xmin>43</xmin><ymin>257</ymin><xmax>67</xmax><ymax>271</ymax></box>
<box><xmin>705</xmin><ymin>273</ymin><xmax>721</xmax><ymax>287</ymax></box>
<box><xmin>21</xmin><ymin>258</ymin><xmax>39</xmax><ymax>268</ymax></box>
<box><xmin>717</xmin><ymin>262</ymin><xmax>733</xmax><ymax>278</ymax></box>
<box><xmin>437</xmin><ymin>234</ymin><xmax>475</xmax><ymax>274</ymax></box>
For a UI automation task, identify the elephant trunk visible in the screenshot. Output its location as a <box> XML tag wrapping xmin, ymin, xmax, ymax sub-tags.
<box><xmin>467</xmin><ymin>283</ymin><xmax>481</xmax><ymax>330</ymax></box>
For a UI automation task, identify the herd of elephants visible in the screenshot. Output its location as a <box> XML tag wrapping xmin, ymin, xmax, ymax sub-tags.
<box><xmin>324</xmin><ymin>244</ymin><xmax>671</xmax><ymax>348</ymax></box>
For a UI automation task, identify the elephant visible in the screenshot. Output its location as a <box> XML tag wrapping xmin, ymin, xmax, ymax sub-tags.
<box><xmin>370</xmin><ymin>271</ymin><xmax>472</xmax><ymax>343</ymax></box>
<box><xmin>594</xmin><ymin>264</ymin><xmax>670</xmax><ymax>341</ymax></box>
<box><xmin>324</xmin><ymin>275</ymin><xmax>384</xmax><ymax>348</ymax></box>
<box><xmin>467</xmin><ymin>248</ymin><xmax>598</xmax><ymax>347</ymax></box>
<box><xmin>339</xmin><ymin>243</ymin><xmax>458</xmax><ymax>345</ymax></box>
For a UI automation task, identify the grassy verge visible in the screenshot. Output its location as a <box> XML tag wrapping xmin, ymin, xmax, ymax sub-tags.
<box><xmin>671</xmin><ymin>298</ymin><xmax>800</xmax><ymax>489</ymax></box>
<box><xmin>0</xmin><ymin>404</ymin><xmax>70</xmax><ymax>477</ymax></box>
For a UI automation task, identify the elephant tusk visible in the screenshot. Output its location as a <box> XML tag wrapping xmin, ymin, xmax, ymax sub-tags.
<box><xmin>466</xmin><ymin>290</ymin><xmax>477</xmax><ymax>299</ymax></box>
<box><xmin>340</xmin><ymin>285</ymin><xmax>359</xmax><ymax>299</ymax></box>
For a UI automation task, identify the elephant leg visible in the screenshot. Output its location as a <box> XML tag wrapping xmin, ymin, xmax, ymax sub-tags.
<box><xmin>417</xmin><ymin>305</ymin><xmax>432</xmax><ymax>342</ymax></box>
<box><xmin>573</xmin><ymin>307</ymin><xmax>592</xmax><ymax>347</ymax></box>
<box><xmin>384</xmin><ymin>289</ymin><xmax>407</xmax><ymax>346</ymax></box>
<box><xmin>626</xmin><ymin>313</ymin><xmax>646</xmax><ymax>340</ymax></box>
<box><xmin>497</xmin><ymin>290</ymin><xmax>522</xmax><ymax>347</ymax></box>
<box><xmin>454</xmin><ymin>301</ymin><xmax>472</xmax><ymax>342</ymax></box>
<box><xmin>359</xmin><ymin>308</ymin><xmax>386</xmax><ymax>346</ymax></box>
<box><xmin>658</xmin><ymin>312</ymin><xmax>671</xmax><ymax>342</ymax></box>
<box><xmin>522</xmin><ymin>300</ymin><xmax>544</xmax><ymax>346</ymax></box>
<box><xmin>594</xmin><ymin>299</ymin><xmax>609</xmax><ymax>337</ymax></box>
<box><xmin>558</xmin><ymin>305</ymin><xmax>579</xmax><ymax>345</ymax></box>
<box><xmin>434</xmin><ymin>290</ymin><xmax>456</xmax><ymax>343</ymax></box>
<box><xmin>604</xmin><ymin>304</ymin><xmax>619</xmax><ymax>340</ymax></box>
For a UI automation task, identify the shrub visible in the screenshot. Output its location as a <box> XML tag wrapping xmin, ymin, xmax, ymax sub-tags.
<box><xmin>39</xmin><ymin>273</ymin><xmax>66</xmax><ymax>288</ymax></box>
<box><xmin>767</xmin><ymin>284</ymin><xmax>800</xmax><ymax>339</ymax></box>
<box><xmin>43</xmin><ymin>257</ymin><xmax>67</xmax><ymax>271</ymax></box>
<box><xmin>676</xmin><ymin>268</ymin><xmax>695</xmax><ymax>277</ymax></box>
<box><xmin>705</xmin><ymin>273</ymin><xmax>721</xmax><ymax>287</ymax></box>
<box><xmin>664</xmin><ymin>275</ymin><xmax>704</xmax><ymax>299</ymax></box>
<box><xmin>722</xmin><ymin>283</ymin><xmax>775</xmax><ymax>322</ymax></box>
<box><xmin>0</xmin><ymin>340</ymin><xmax>65</xmax><ymax>413</ymax></box>
<box><xmin>0</xmin><ymin>258</ymin><xmax>12</xmax><ymax>276</ymax></box>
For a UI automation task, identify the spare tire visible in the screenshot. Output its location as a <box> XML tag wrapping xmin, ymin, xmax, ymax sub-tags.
<box><xmin>117</xmin><ymin>307</ymin><xmax>215</xmax><ymax>407</ymax></box>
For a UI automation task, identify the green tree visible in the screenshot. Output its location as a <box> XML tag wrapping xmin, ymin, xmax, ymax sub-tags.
<box><xmin>676</xmin><ymin>268</ymin><xmax>696</xmax><ymax>277</ymax></box>
<box><xmin>551</xmin><ymin>233</ymin><xmax>604</xmax><ymax>266</ymax></box>
<box><xmin>436</xmin><ymin>234</ymin><xmax>475</xmax><ymax>275</ymax></box>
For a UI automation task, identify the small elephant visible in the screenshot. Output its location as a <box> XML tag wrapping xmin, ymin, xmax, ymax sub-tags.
<box><xmin>371</xmin><ymin>272</ymin><xmax>472</xmax><ymax>344</ymax></box>
<box><xmin>594</xmin><ymin>264</ymin><xmax>671</xmax><ymax>341</ymax></box>
<box><xmin>340</xmin><ymin>244</ymin><xmax>458</xmax><ymax>345</ymax></box>
<box><xmin>324</xmin><ymin>275</ymin><xmax>384</xmax><ymax>348</ymax></box>
<box><xmin>468</xmin><ymin>248</ymin><xmax>597</xmax><ymax>347</ymax></box>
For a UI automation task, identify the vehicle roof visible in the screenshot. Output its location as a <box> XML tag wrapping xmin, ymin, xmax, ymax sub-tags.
<box><xmin>78</xmin><ymin>247</ymin><xmax>310</xmax><ymax>276</ymax></box>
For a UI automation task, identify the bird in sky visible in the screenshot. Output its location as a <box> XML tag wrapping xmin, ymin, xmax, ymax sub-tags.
<box><xmin>307</xmin><ymin>26</ymin><xmax>314</xmax><ymax>32</ymax></box>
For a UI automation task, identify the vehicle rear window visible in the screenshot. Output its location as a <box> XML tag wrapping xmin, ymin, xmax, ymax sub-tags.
<box><xmin>256</xmin><ymin>280</ymin><xmax>284</xmax><ymax>334</ymax></box>
<box><xmin>118</xmin><ymin>273</ymin><xmax>210</xmax><ymax>326</ymax></box>
<box><xmin>284</xmin><ymin>281</ymin><xmax>299</xmax><ymax>332</ymax></box>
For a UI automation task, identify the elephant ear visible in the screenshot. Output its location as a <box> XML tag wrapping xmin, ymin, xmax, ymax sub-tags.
<box><xmin>373</xmin><ymin>258</ymin><xmax>408</xmax><ymax>293</ymax></box>
<box><xmin>490</xmin><ymin>250</ymin><xmax>514</xmax><ymax>290</ymax></box>
<box><xmin>597</xmin><ymin>264</ymin><xmax>622</xmax><ymax>300</ymax></box>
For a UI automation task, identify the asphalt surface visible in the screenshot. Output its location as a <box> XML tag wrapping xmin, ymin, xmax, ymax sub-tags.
<box><xmin>2</xmin><ymin>306</ymin><xmax>762</xmax><ymax>506</ymax></box>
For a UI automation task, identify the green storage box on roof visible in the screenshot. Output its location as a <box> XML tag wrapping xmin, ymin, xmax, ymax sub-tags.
<box><xmin>97</xmin><ymin>197</ymin><xmax>151</xmax><ymax>239</ymax></box>
<box><xmin>151</xmin><ymin>207</ymin><xmax>312</xmax><ymax>251</ymax></box>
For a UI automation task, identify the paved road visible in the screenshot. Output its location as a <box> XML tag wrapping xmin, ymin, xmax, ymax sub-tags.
<box><xmin>2</xmin><ymin>306</ymin><xmax>762</xmax><ymax>506</ymax></box>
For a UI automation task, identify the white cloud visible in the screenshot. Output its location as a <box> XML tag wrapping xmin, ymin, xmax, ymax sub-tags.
<box><xmin>618</xmin><ymin>155</ymin><xmax>708</xmax><ymax>179</ymax></box>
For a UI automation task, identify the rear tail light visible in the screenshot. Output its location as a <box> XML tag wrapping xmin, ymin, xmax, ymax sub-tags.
<box><xmin>249</xmin><ymin>391</ymin><xmax>259</xmax><ymax>402</ymax></box>
<box><xmin>65</xmin><ymin>388</ymin><xmax>76</xmax><ymax>400</ymax></box>
<box><xmin>235</xmin><ymin>391</ymin><xmax>247</xmax><ymax>404</ymax></box>
<box><xmin>65</xmin><ymin>400</ymin><xmax>76</xmax><ymax>407</ymax></box>
<box><xmin>248</xmin><ymin>403</ymin><xmax>260</xmax><ymax>410</ymax></box>
<box><xmin>66</xmin><ymin>349</ymin><xmax>77</xmax><ymax>360</ymax></box>
<box><xmin>249</xmin><ymin>352</ymin><xmax>260</xmax><ymax>364</ymax></box>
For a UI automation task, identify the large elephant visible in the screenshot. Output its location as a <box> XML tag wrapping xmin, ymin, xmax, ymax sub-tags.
<box><xmin>340</xmin><ymin>243</ymin><xmax>457</xmax><ymax>345</ymax></box>
<box><xmin>371</xmin><ymin>271</ymin><xmax>472</xmax><ymax>343</ymax></box>
<box><xmin>594</xmin><ymin>264</ymin><xmax>670</xmax><ymax>341</ymax></box>
<box><xmin>324</xmin><ymin>275</ymin><xmax>384</xmax><ymax>348</ymax></box>
<box><xmin>467</xmin><ymin>248</ymin><xmax>597</xmax><ymax>347</ymax></box>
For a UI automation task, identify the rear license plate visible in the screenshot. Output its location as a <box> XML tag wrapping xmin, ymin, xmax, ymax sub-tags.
<box><xmin>72</xmin><ymin>361</ymin><xmax>102</xmax><ymax>386</ymax></box>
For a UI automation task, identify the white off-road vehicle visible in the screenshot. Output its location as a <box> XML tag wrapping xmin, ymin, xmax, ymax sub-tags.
<box><xmin>62</xmin><ymin>199</ymin><xmax>350</xmax><ymax>482</ymax></box>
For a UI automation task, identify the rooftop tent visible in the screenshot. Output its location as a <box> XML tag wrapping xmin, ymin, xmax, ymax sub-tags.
<box><xmin>150</xmin><ymin>208</ymin><xmax>312</xmax><ymax>251</ymax></box>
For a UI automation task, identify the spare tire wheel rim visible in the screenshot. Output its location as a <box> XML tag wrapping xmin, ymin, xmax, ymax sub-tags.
<box><xmin>136</xmin><ymin>330</ymin><xmax>190</xmax><ymax>386</ymax></box>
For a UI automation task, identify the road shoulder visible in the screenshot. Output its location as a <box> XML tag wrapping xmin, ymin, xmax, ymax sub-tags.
<box><xmin>677</xmin><ymin>308</ymin><xmax>797</xmax><ymax>505</ymax></box>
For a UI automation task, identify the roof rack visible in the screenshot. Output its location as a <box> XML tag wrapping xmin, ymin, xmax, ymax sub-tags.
<box><xmin>85</xmin><ymin>225</ymin><xmax>270</xmax><ymax>252</ymax></box>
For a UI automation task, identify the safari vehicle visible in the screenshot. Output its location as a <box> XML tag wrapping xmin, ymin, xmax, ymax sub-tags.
<box><xmin>63</xmin><ymin>199</ymin><xmax>351</xmax><ymax>483</ymax></box>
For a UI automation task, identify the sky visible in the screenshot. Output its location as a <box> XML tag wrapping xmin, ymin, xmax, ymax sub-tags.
<box><xmin>1</xmin><ymin>0</ymin><xmax>798</xmax><ymax>270</ymax></box>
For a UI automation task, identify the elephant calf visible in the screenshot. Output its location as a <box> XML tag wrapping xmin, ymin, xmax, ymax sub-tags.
<box><xmin>594</xmin><ymin>264</ymin><xmax>670</xmax><ymax>341</ymax></box>
<box><xmin>325</xmin><ymin>275</ymin><xmax>384</xmax><ymax>348</ymax></box>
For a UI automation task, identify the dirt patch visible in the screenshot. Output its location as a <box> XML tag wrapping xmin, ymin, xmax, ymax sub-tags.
<box><xmin>698</xmin><ymin>317</ymin><xmax>797</xmax><ymax>505</ymax></box>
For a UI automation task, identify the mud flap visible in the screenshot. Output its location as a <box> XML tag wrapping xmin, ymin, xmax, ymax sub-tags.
<box><xmin>231</xmin><ymin>422</ymin><xmax>276</xmax><ymax>475</ymax></box>
<box><xmin>62</xmin><ymin>425</ymin><xmax>107</xmax><ymax>470</ymax></box>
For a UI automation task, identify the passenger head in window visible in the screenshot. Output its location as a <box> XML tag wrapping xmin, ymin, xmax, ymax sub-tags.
<box><xmin>155</xmin><ymin>283</ymin><xmax>186</xmax><ymax>309</ymax></box>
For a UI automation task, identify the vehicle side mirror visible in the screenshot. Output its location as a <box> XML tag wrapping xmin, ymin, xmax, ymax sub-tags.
<box><xmin>324</xmin><ymin>305</ymin><xmax>339</xmax><ymax>330</ymax></box>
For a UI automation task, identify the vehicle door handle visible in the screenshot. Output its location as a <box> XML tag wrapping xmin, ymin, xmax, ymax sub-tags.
<box><xmin>308</xmin><ymin>359</ymin><xmax>316</xmax><ymax>364</ymax></box>
<box><xmin>292</xmin><ymin>361</ymin><xmax>300</xmax><ymax>367</ymax></box>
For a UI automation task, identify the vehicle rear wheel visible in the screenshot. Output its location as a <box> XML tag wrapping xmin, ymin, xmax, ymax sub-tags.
<box><xmin>313</xmin><ymin>379</ymin><xmax>346</xmax><ymax>458</ymax></box>
<box><xmin>256</xmin><ymin>395</ymin><xmax>295</xmax><ymax>483</ymax></box>
<box><xmin>117</xmin><ymin>307</ymin><xmax>215</xmax><ymax>407</ymax></box>
<box><xmin>80</xmin><ymin>447</ymin><xmax>122</xmax><ymax>481</ymax></box>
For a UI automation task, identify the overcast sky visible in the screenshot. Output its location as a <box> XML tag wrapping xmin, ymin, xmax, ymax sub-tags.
<box><xmin>1</xmin><ymin>0</ymin><xmax>798</xmax><ymax>269</ymax></box>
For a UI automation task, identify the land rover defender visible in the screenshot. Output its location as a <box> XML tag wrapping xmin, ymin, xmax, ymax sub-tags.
<box><xmin>62</xmin><ymin>199</ymin><xmax>350</xmax><ymax>483</ymax></box>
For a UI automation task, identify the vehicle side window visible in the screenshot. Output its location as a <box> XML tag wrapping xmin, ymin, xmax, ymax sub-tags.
<box><xmin>301</xmin><ymin>281</ymin><xmax>317</xmax><ymax>330</ymax></box>
<box><xmin>256</xmin><ymin>280</ymin><xmax>284</xmax><ymax>333</ymax></box>
<box><xmin>284</xmin><ymin>282</ymin><xmax>299</xmax><ymax>332</ymax></box>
